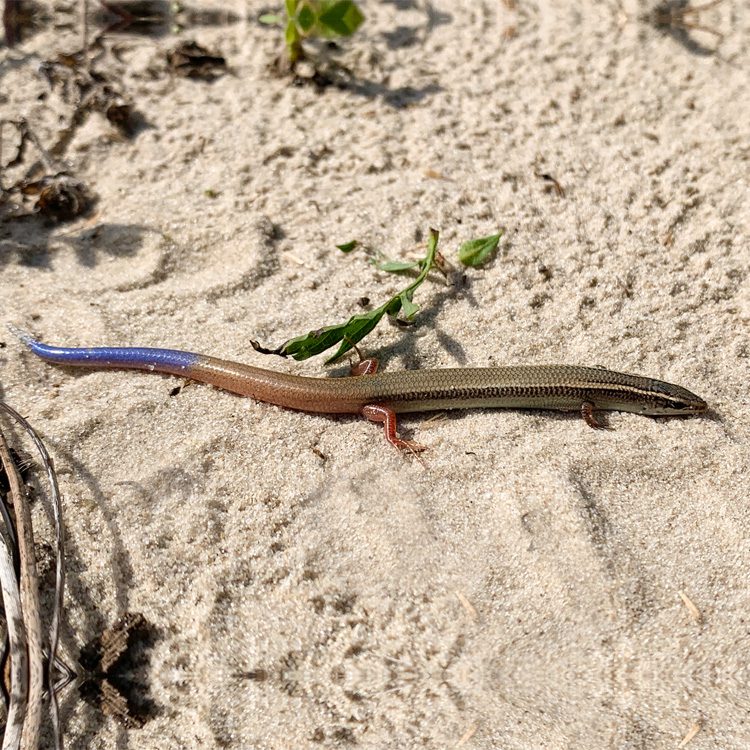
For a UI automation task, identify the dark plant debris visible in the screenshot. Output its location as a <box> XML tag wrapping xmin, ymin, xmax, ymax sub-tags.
<box><xmin>21</xmin><ymin>173</ymin><xmax>96</xmax><ymax>222</ymax></box>
<box><xmin>535</xmin><ymin>172</ymin><xmax>565</xmax><ymax>198</ymax></box>
<box><xmin>94</xmin><ymin>0</ymin><xmax>174</xmax><ymax>35</ymax></box>
<box><xmin>0</xmin><ymin>446</ymin><xmax>33</xmax><ymax>496</ymax></box>
<box><xmin>38</xmin><ymin>52</ymin><xmax>145</xmax><ymax>141</ymax></box>
<box><xmin>642</xmin><ymin>0</ymin><xmax>725</xmax><ymax>53</ymax></box>
<box><xmin>167</xmin><ymin>40</ymin><xmax>227</xmax><ymax>80</ymax></box>
<box><xmin>78</xmin><ymin>612</ymin><xmax>158</xmax><ymax>729</ymax></box>
<box><xmin>4</xmin><ymin>1</ymin><xmax>241</xmax><ymax>42</ymax></box>
<box><xmin>2</xmin><ymin>0</ymin><xmax>49</xmax><ymax>47</ymax></box>
<box><xmin>94</xmin><ymin>1</ymin><xmax>241</xmax><ymax>37</ymax></box>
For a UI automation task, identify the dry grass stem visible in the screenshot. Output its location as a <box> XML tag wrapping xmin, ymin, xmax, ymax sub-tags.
<box><xmin>0</xmin><ymin>428</ymin><xmax>43</xmax><ymax>750</ymax></box>
<box><xmin>0</xmin><ymin>532</ymin><xmax>27</xmax><ymax>750</ymax></box>
<box><xmin>678</xmin><ymin>721</ymin><xmax>701</xmax><ymax>747</ymax></box>
<box><xmin>0</xmin><ymin>402</ymin><xmax>68</xmax><ymax>750</ymax></box>
<box><xmin>678</xmin><ymin>590</ymin><xmax>702</xmax><ymax>623</ymax></box>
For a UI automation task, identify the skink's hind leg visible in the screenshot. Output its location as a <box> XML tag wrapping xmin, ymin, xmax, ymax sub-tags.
<box><xmin>581</xmin><ymin>401</ymin><xmax>610</xmax><ymax>429</ymax></box>
<box><xmin>361</xmin><ymin>404</ymin><xmax>427</xmax><ymax>453</ymax></box>
<box><xmin>346</xmin><ymin>339</ymin><xmax>379</xmax><ymax>376</ymax></box>
<box><xmin>354</xmin><ymin>360</ymin><xmax>425</xmax><ymax>452</ymax></box>
<box><xmin>350</xmin><ymin>358</ymin><xmax>379</xmax><ymax>376</ymax></box>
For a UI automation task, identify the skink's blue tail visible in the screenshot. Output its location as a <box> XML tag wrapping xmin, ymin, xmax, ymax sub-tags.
<box><xmin>8</xmin><ymin>325</ymin><xmax>200</xmax><ymax>372</ymax></box>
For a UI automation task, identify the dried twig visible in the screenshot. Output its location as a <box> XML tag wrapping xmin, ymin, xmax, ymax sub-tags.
<box><xmin>0</xmin><ymin>531</ymin><xmax>27</xmax><ymax>750</ymax></box>
<box><xmin>457</xmin><ymin>723</ymin><xmax>478</xmax><ymax>747</ymax></box>
<box><xmin>678</xmin><ymin>589</ymin><xmax>702</xmax><ymax>623</ymax></box>
<box><xmin>0</xmin><ymin>428</ymin><xmax>43</xmax><ymax>750</ymax></box>
<box><xmin>650</xmin><ymin>0</ymin><xmax>725</xmax><ymax>39</ymax></box>
<box><xmin>0</xmin><ymin>402</ymin><xmax>67</xmax><ymax>750</ymax></box>
<box><xmin>678</xmin><ymin>721</ymin><xmax>701</xmax><ymax>747</ymax></box>
<box><xmin>454</xmin><ymin>590</ymin><xmax>478</xmax><ymax>622</ymax></box>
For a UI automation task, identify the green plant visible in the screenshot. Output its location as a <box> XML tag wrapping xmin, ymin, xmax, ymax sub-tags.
<box><xmin>260</xmin><ymin>0</ymin><xmax>365</xmax><ymax>65</ymax></box>
<box><xmin>251</xmin><ymin>228</ymin><xmax>504</xmax><ymax>364</ymax></box>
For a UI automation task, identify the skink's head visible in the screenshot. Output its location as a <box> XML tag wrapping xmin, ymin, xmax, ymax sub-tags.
<box><xmin>644</xmin><ymin>380</ymin><xmax>707</xmax><ymax>415</ymax></box>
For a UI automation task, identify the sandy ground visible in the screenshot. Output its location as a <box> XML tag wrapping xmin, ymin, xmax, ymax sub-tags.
<box><xmin>1</xmin><ymin>1</ymin><xmax>749</xmax><ymax>748</ymax></box>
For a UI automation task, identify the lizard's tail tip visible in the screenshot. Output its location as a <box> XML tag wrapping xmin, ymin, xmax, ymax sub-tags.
<box><xmin>6</xmin><ymin>324</ymin><xmax>36</xmax><ymax>347</ymax></box>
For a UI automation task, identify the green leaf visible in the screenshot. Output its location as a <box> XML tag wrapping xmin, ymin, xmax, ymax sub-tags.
<box><xmin>324</xmin><ymin>308</ymin><xmax>387</xmax><ymax>363</ymax></box>
<box><xmin>297</xmin><ymin>3</ymin><xmax>317</xmax><ymax>32</ymax></box>
<box><xmin>285</xmin><ymin>19</ymin><xmax>300</xmax><ymax>47</ymax></box>
<box><xmin>336</xmin><ymin>240</ymin><xmax>359</xmax><ymax>252</ymax></box>
<box><xmin>399</xmin><ymin>291</ymin><xmax>419</xmax><ymax>319</ymax></box>
<box><xmin>285</xmin><ymin>0</ymin><xmax>297</xmax><ymax>15</ymax></box>
<box><xmin>279</xmin><ymin>304</ymin><xmax>388</xmax><ymax>363</ymax></box>
<box><xmin>259</xmin><ymin>13</ymin><xmax>282</xmax><ymax>25</ymax></box>
<box><xmin>457</xmin><ymin>231</ymin><xmax>503</xmax><ymax>268</ymax></box>
<box><xmin>318</xmin><ymin>0</ymin><xmax>364</xmax><ymax>36</ymax></box>
<box><xmin>384</xmin><ymin>296</ymin><xmax>402</xmax><ymax>317</ymax></box>
<box><xmin>376</xmin><ymin>259</ymin><xmax>420</xmax><ymax>272</ymax></box>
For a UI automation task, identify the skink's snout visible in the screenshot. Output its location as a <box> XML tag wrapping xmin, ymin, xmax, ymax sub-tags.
<box><xmin>651</xmin><ymin>380</ymin><xmax>707</xmax><ymax>415</ymax></box>
<box><xmin>673</xmin><ymin>393</ymin><xmax>708</xmax><ymax>414</ymax></box>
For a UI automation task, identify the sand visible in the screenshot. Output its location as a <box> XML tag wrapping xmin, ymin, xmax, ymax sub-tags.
<box><xmin>1</xmin><ymin>0</ymin><xmax>749</xmax><ymax>747</ymax></box>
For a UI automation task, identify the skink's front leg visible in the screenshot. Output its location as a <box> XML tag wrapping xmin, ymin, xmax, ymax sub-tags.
<box><xmin>581</xmin><ymin>401</ymin><xmax>611</xmax><ymax>429</ymax></box>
